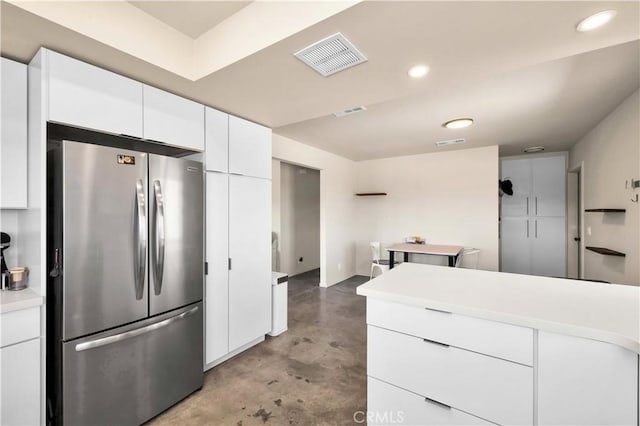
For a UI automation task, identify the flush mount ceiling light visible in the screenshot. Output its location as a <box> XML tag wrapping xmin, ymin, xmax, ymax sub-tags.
<box><xmin>408</xmin><ymin>64</ymin><xmax>429</xmax><ymax>79</ymax></box>
<box><xmin>524</xmin><ymin>146</ymin><xmax>545</xmax><ymax>153</ymax></box>
<box><xmin>443</xmin><ymin>118</ymin><xmax>474</xmax><ymax>129</ymax></box>
<box><xmin>577</xmin><ymin>10</ymin><xmax>617</xmax><ymax>32</ymax></box>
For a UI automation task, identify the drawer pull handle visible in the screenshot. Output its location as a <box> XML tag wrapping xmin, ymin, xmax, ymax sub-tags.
<box><xmin>423</xmin><ymin>338</ymin><xmax>449</xmax><ymax>347</ymax></box>
<box><xmin>424</xmin><ymin>307</ymin><xmax>452</xmax><ymax>314</ymax></box>
<box><xmin>424</xmin><ymin>397</ymin><xmax>451</xmax><ymax>410</ymax></box>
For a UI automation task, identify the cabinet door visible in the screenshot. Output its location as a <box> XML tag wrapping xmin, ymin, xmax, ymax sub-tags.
<box><xmin>500</xmin><ymin>218</ymin><xmax>531</xmax><ymax>274</ymax></box>
<box><xmin>538</xmin><ymin>331</ymin><xmax>637</xmax><ymax>425</ymax></box>
<box><xmin>0</xmin><ymin>338</ymin><xmax>40</xmax><ymax>426</ymax></box>
<box><xmin>143</xmin><ymin>85</ymin><xmax>204</xmax><ymax>151</ymax></box>
<box><xmin>205</xmin><ymin>172</ymin><xmax>229</xmax><ymax>364</ymax></box>
<box><xmin>1</xmin><ymin>58</ymin><xmax>27</xmax><ymax>208</ymax></box>
<box><xmin>228</xmin><ymin>116</ymin><xmax>271</xmax><ymax>179</ymax></box>
<box><xmin>531</xmin><ymin>217</ymin><xmax>566</xmax><ymax>277</ymax></box>
<box><xmin>228</xmin><ymin>175</ymin><xmax>271</xmax><ymax>351</ymax></box>
<box><xmin>532</xmin><ymin>156</ymin><xmax>566</xmax><ymax>217</ymax></box>
<box><xmin>501</xmin><ymin>159</ymin><xmax>531</xmax><ymax>217</ymax></box>
<box><xmin>47</xmin><ymin>50</ymin><xmax>143</xmax><ymax>137</ymax></box>
<box><xmin>205</xmin><ymin>107</ymin><xmax>229</xmax><ymax>172</ymax></box>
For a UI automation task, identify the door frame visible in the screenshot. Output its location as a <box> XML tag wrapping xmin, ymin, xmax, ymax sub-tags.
<box><xmin>568</xmin><ymin>162</ymin><xmax>585</xmax><ymax>279</ymax></box>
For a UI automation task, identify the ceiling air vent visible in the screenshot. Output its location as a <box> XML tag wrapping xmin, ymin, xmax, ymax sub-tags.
<box><xmin>333</xmin><ymin>106</ymin><xmax>367</xmax><ymax>117</ymax></box>
<box><xmin>294</xmin><ymin>33</ymin><xmax>367</xmax><ymax>77</ymax></box>
<box><xmin>435</xmin><ymin>138</ymin><xmax>466</xmax><ymax>147</ymax></box>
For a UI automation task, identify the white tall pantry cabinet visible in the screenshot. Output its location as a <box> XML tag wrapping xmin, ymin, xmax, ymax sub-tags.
<box><xmin>501</xmin><ymin>155</ymin><xmax>566</xmax><ymax>277</ymax></box>
<box><xmin>204</xmin><ymin>107</ymin><xmax>272</xmax><ymax>368</ymax></box>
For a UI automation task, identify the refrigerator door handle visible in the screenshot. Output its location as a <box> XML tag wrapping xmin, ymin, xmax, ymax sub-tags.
<box><xmin>74</xmin><ymin>305</ymin><xmax>199</xmax><ymax>352</ymax></box>
<box><xmin>134</xmin><ymin>179</ymin><xmax>146</xmax><ymax>300</ymax></box>
<box><xmin>153</xmin><ymin>180</ymin><xmax>166</xmax><ymax>295</ymax></box>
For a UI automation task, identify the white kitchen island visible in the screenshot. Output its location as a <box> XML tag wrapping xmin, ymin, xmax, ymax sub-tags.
<box><xmin>356</xmin><ymin>263</ymin><xmax>640</xmax><ymax>426</ymax></box>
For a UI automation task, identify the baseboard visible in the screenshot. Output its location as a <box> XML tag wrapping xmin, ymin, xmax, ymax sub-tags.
<box><xmin>204</xmin><ymin>335</ymin><xmax>265</xmax><ymax>372</ymax></box>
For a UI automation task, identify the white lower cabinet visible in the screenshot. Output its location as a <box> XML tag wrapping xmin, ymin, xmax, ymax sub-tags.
<box><xmin>205</xmin><ymin>172</ymin><xmax>271</xmax><ymax>367</ymax></box>
<box><xmin>368</xmin><ymin>325</ymin><xmax>533</xmax><ymax>425</ymax></box>
<box><xmin>0</xmin><ymin>306</ymin><xmax>41</xmax><ymax>426</ymax></box>
<box><xmin>365</xmin><ymin>298</ymin><xmax>640</xmax><ymax>426</ymax></box>
<box><xmin>538</xmin><ymin>331</ymin><xmax>638</xmax><ymax>425</ymax></box>
<box><xmin>368</xmin><ymin>377</ymin><xmax>491</xmax><ymax>426</ymax></box>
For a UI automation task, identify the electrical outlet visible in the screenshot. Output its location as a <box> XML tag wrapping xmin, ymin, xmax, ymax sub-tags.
<box><xmin>587</xmin><ymin>226</ymin><xmax>592</xmax><ymax>236</ymax></box>
<box><xmin>337</xmin><ymin>263</ymin><xmax>342</xmax><ymax>271</ymax></box>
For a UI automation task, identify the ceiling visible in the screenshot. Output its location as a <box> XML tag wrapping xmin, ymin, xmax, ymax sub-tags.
<box><xmin>2</xmin><ymin>1</ymin><xmax>639</xmax><ymax>160</ymax></box>
<box><xmin>128</xmin><ymin>1</ymin><xmax>252</xmax><ymax>38</ymax></box>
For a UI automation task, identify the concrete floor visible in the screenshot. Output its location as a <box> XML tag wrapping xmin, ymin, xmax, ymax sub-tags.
<box><xmin>151</xmin><ymin>270</ymin><xmax>369</xmax><ymax>425</ymax></box>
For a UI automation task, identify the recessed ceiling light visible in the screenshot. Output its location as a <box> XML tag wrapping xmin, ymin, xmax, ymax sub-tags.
<box><xmin>443</xmin><ymin>118</ymin><xmax>474</xmax><ymax>129</ymax></box>
<box><xmin>577</xmin><ymin>10</ymin><xmax>617</xmax><ymax>32</ymax></box>
<box><xmin>524</xmin><ymin>146</ymin><xmax>545</xmax><ymax>153</ymax></box>
<box><xmin>408</xmin><ymin>64</ymin><xmax>429</xmax><ymax>79</ymax></box>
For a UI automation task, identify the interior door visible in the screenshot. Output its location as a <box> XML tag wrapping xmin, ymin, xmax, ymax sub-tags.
<box><xmin>61</xmin><ymin>141</ymin><xmax>148</xmax><ymax>340</ymax></box>
<box><xmin>500</xmin><ymin>218</ymin><xmax>531</xmax><ymax>274</ymax></box>
<box><xmin>149</xmin><ymin>155</ymin><xmax>204</xmax><ymax>316</ymax></box>
<box><xmin>228</xmin><ymin>175</ymin><xmax>271</xmax><ymax>351</ymax></box>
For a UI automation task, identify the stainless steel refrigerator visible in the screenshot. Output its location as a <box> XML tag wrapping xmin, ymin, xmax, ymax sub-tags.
<box><xmin>47</xmin><ymin>140</ymin><xmax>204</xmax><ymax>425</ymax></box>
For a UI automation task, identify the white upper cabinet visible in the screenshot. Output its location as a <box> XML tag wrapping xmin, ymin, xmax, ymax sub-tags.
<box><xmin>1</xmin><ymin>58</ymin><xmax>28</xmax><ymax>209</ymax></box>
<box><xmin>47</xmin><ymin>50</ymin><xmax>143</xmax><ymax>137</ymax></box>
<box><xmin>143</xmin><ymin>85</ymin><xmax>204</xmax><ymax>151</ymax></box>
<box><xmin>532</xmin><ymin>156</ymin><xmax>566</xmax><ymax>217</ymax></box>
<box><xmin>205</xmin><ymin>107</ymin><xmax>229</xmax><ymax>172</ymax></box>
<box><xmin>228</xmin><ymin>116</ymin><xmax>271</xmax><ymax>179</ymax></box>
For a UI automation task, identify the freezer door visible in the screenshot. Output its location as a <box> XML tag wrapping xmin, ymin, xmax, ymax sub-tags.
<box><xmin>149</xmin><ymin>155</ymin><xmax>204</xmax><ymax>315</ymax></box>
<box><xmin>62</xmin><ymin>303</ymin><xmax>203</xmax><ymax>425</ymax></box>
<box><xmin>61</xmin><ymin>141</ymin><xmax>148</xmax><ymax>340</ymax></box>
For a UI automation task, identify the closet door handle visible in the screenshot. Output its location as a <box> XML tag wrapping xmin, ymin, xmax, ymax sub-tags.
<box><xmin>535</xmin><ymin>197</ymin><xmax>538</xmax><ymax>215</ymax></box>
<box><xmin>526</xmin><ymin>220</ymin><xmax>530</xmax><ymax>238</ymax></box>
<box><xmin>526</xmin><ymin>197</ymin><xmax>529</xmax><ymax>215</ymax></box>
<box><xmin>535</xmin><ymin>220</ymin><xmax>538</xmax><ymax>239</ymax></box>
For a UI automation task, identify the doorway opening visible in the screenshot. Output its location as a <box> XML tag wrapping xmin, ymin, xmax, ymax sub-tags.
<box><xmin>567</xmin><ymin>162</ymin><xmax>584</xmax><ymax>279</ymax></box>
<box><xmin>272</xmin><ymin>160</ymin><xmax>321</xmax><ymax>285</ymax></box>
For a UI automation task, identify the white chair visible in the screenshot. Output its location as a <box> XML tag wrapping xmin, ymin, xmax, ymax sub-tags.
<box><xmin>370</xmin><ymin>242</ymin><xmax>391</xmax><ymax>279</ymax></box>
<box><xmin>455</xmin><ymin>248</ymin><xmax>481</xmax><ymax>269</ymax></box>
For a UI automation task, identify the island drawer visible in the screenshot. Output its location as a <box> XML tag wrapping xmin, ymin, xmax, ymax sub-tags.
<box><xmin>367</xmin><ymin>298</ymin><xmax>533</xmax><ymax>365</ymax></box>
<box><xmin>1</xmin><ymin>306</ymin><xmax>40</xmax><ymax>348</ymax></box>
<box><xmin>368</xmin><ymin>325</ymin><xmax>533</xmax><ymax>426</ymax></box>
<box><xmin>368</xmin><ymin>377</ymin><xmax>492</xmax><ymax>426</ymax></box>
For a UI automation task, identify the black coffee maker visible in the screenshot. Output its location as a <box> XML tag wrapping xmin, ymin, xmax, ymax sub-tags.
<box><xmin>1</xmin><ymin>232</ymin><xmax>10</xmax><ymax>275</ymax></box>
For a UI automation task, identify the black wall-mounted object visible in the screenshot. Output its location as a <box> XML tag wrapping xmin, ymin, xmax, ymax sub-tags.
<box><xmin>355</xmin><ymin>193</ymin><xmax>387</xmax><ymax>196</ymax></box>
<box><xmin>585</xmin><ymin>209</ymin><xmax>626</xmax><ymax>213</ymax></box>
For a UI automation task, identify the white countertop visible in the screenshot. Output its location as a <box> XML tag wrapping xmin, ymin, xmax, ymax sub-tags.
<box><xmin>357</xmin><ymin>263</ymin><xmax>640</xmax><ymax>354</ymax></box>
<box><xmin>0</xmin><ymin>288</ymin><xmax>44</xmax><ymax>314</ymax></box>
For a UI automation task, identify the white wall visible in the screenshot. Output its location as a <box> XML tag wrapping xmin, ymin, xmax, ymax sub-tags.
<box><xmin>279</xmin><ymin>162</ymin><xmax>320</xmax><ymax>276</ymax></box>
<box><xmin>570</xmin><ymin>90</ymin><xmax>639</xmax><ymax>286</ymax></box>
<box><xmin>272</xmin><ymin>133</ymin><xmax>357</xmax><ymax>287</ymax></box>
<box><xmin>354</xmin><ymin>146</ymin><xmax>499</xmax><ymax>275</ymax></box>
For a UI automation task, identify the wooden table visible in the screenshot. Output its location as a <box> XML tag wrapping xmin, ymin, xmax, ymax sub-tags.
<box><xmin>387</xmin><ymin>243</ymin><xmax>464</xmax><ymax>268</ymax></box>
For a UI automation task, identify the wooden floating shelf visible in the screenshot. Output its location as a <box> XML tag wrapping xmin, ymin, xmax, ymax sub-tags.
<box><xmin>586</xmin><ymin>246</ymin><xmax>626</xmax><ymax>257</ymax></box>
<box><xmin>585</xmin><ymin>209</ymin><xmax>626</xmax><ymax>213</ymax></box>
<box><xmin>355</xmin><ymin>193</ymin><xmax>387</xmax><ymax>196</ymax></box>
